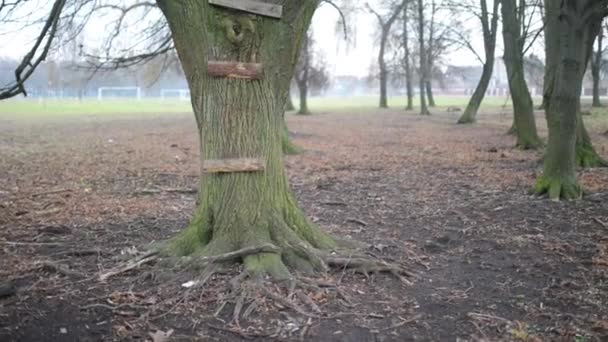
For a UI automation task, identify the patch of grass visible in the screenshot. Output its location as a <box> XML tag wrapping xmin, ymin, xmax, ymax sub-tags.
<box><xmin>301</xmin><ymin>95</ymin><xmax>518</xmax><ymax>113</ymax></box>
<box><xmin>0</xmin><ymin>99</ymin><xmax>192</xmax><ymax>120</ymax></box>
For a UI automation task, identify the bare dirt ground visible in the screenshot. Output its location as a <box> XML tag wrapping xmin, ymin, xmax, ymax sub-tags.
<box><xmin>1</xmin><ymin>108</ymin><xmax>608</xmax><ymax>341</ymax></box>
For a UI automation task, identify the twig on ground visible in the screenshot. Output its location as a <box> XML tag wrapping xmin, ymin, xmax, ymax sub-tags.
<box><xmin>134</xmin><ymin>188</ymin><xmax>197</xmax><ymax>195</ymax></box>
<box><xmin>31</xmin><ymin>188</ymin><xmax>73</xmax><ymax>197</ymax></box>
<box><xmin>321</xmin><ymin>201</ymin><xmax>347</xmax><ymax>206</ymax></box>
<box><xmin>37</xmin><ymin>261</ymin><xmax>85</xmax><ymax>278</ymax></box>
<box><xmin>381</xmin><ymin>315</ymin><xmax>421</xmax><ymax>331</ymax></box>
<box><xmin>593</xmin><ymin>217</ymin><xmax>607</xmax><ymax>228</ymax></box>
<box><xmin>346</xmin><ymin>218</ymin><xmax>368</xmax><ymax>227</ymax></box>
<box><xmin>98</xmin><ymin>253</ymin><xmax>159</xmax><ymax>281</ymax></box>
<box><xmin>1</xmin><ymin>241</ymin><xmax>64</xmax><ymax>246</ymax></box>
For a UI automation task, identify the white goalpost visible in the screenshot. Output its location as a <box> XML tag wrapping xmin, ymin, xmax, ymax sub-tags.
<box><xmin>97</xmin><ymin>86</ymin><xmax>142</xmax><ymax>100</ymax></box>
<box><xmin>160</xmin><ymin>88</ymin><xmax>190</xmax><ymax>101</ymax></box>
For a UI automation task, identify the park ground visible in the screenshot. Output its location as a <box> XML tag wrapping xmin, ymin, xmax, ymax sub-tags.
<box><xmin>1</xmin><ymin>96</ymin><xmax>608</xmax><ymax>341</ymax></box>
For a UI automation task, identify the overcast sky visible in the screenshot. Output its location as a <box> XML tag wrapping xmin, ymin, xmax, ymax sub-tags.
<box><xmin>0</xmin><ymin>1</ymin><xmax>499</xmax><ymax>78</ymax></box>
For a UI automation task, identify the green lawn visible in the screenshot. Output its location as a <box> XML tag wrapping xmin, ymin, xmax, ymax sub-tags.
<box><xmin>0</xmin><ymin>95</ymin><xmax>519</xmax><ymax>120</ymax></box>
<box><xmin>0</xmin><ymin>99</ymin><xmax>193</xmax><ymax>119</ymax></box>
<box><xmin>305</xmin><ymin>95</ymin><xmax>517</xmax><ymax>112</ymax></box>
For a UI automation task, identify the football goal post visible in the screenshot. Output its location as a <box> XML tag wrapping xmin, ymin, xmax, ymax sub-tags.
<box><xmin>160</xmin><ymin>88</ymin><xmax>190</xmax><ymax>101</ymax></box>
<box><xmin>97</xmin><ymin>86</ymin><xmax>142</xmax><ymax>100</ymax></box>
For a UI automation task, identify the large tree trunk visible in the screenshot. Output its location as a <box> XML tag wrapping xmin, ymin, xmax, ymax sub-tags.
<box><xmin>501</xmin><ymin>0</ymin><xmax>542</xmax><ymax>149</ymax></box>
<box><xmin>403</xmin><ymin>3</ymin><xmax>414</xmax><ymax>111</ymax></box>
<box><xmin>543</xmin><ymin>0</ymin><xmax>606</xmax><ymax>169</ymax></box>
<box><xmin>282</xmin><ymin>111</ymin><xmax>301</xmax><ymax>155</ymax></box>
<box><xmin>157</xmin><ymin>0</ymin><xmax>335</xmax><ymax>279</ymax></box>
<box><xmin>458</xmin><ymin>61</ymin><xmax>494</xmax><ymax>123</ymax></box>
<box><xmin>418</xmin><ymin>0</ymin><xmax>430</xmax><ymax>115</ymax></box>
<box><xmin>457</xmin><ymin>0</ymin><xmax>499</xmax><ymax>124</ymax></box>
<box><xmin>535</xmin><ymin>0</ymin><xmax>604</xmax><ymax>200</ymax></box>
<box><xmin>425</xmin><ymin>80</ymin><xmax>436</xmax><ymax>107</ymax></box>
<box><xmin>592</xmin><ymin>31</ymin><xmax>604</xmax><ymax>108</ymax></box>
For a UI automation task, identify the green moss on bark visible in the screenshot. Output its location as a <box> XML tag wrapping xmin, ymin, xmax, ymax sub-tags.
<box><xmin>158</xmin><ymin>0</ymin><xmax>333</xmax><ymax>278</ymax></box>
<box><xmin>534</xmin><ymin>175</ymin><xmax>581</xmax><ymax>201</ymax></box>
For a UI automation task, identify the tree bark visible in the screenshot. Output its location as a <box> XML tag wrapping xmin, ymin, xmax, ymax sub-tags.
<box><xmin>543</xmin><ymin>0</ymin><xmax>607</xmax><ymax>169</ymax></box>
<box><xmin>535</xmin><ymin>0</ymin><xmax>605</xmax><ymax>200</ymax></box>
<box><xmin>379</xmin><ymin>30</ymin><xmax>389</xmax><ymax>108</ymax></box>
<box><xmin>418</xmin><ymin>0</ymin><xmax>430</xmax><ymax>115</ymax></box>
<box><xmin>282</xmin><ymin>111</ymin><xmax>301</xmax><ymax>155</ymax></box>
<box><xmin>370</xmin><ymin>3</ymin><xmax>404</xmax><ymax>109</ymax></box>
<box><xmin>297</xmin><ymin>78</ymin><xmax>310</xmax><ymax>115</ymax></box>
<box><xmin>457</xmin><ymin>0</ymin><xmax>499</xmax><ymax>124</ymax></box>
<box><xmin>501</xmin><ymin>0</ymin><xmax>542</xmax><ymax>149</ymax></box>
<box><xmin>403</xmin><ymin>3</ymin><xmax>414</xmax><ymax>110</ymax></box>
<box><xmin>157</xmin><ymin>0</ymin><xmax>335</xmax><ymax>279</ymax></box>
<box><xmin>592</xmin><ymin>31</ymin><xmax>603</xmax><ymax>108</ymax></box>
<box><xmin>425</xmin><ymin>80</ymin><xmax>436</xmax><ymax>107</ymax></box>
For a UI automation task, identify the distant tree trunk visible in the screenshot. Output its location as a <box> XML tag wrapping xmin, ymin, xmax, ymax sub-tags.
<box><xmin>592</xmin><ymin>31</ymin><xmax>604</xmax><ymax>108</ymax></box>
<box><xmin>457</xmin><ymin>0</ymin><xmax>499</xmax><ymax>124</ymax></box>
<box><xmin>425</xmin><ymin>80</ymin><xmax>436</xmax><ymax>107</ymax></box>
<box><xmin>418</xmin><ymin>0</ymin><xmax>430</xmax><ymax>115</ymax></box>
<box><xmin>282</xmin><ymin>105</ymin><xmax>301</xmax><ymax>155</ymax></box>
<box><xmin>369</xmin><ymin>3</ymin><xmax>404</xmax><ymax>109</ymax></box>
<box><xmin>535</xmin><ymin>0</ymin><xmax>605</xmax><ymax>200</ymax></box>
<box><xmin>378</xmin><ymin>32</ymin><xmax>389</xmax><ymax>108</ymax></box>
<box><xmin>426</xmin><ymin>1</ymin><xmax>437</xmax><ymax>108</ymax></box>
<box><xmin>295</xmin><ymin>34</ymin><xmax>311</xmax><ymax>115</ymax></box>
<box><xmin>158</xmin><ymin>0</ymin><xmax>335</xmax><ymax>279</ymax></box>
<box><xmin>297</xmin><ymin>78</ymin><xmax>309</xmax><ymax>115</ymax></box>
<box><xmin>501</xmin><ymin>0</ymin><xmax>542</xmax><ymax>149</ymax></box>
<box><xmin>403</xmin><ymin>3</ymin><xmax>414</xmax><ymax>110</ymax></box>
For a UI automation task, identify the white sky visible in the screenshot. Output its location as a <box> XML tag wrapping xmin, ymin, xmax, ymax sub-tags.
<box><xmin>0</xmin><ymin>2</ymin><xmax>500</xmax><ymax>78</ymax></box>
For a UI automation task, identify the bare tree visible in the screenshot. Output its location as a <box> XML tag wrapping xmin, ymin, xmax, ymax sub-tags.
<box><xmin>591</xmin><ymin>23</ymin><xmax>606</xmax><ymax>107</ymax></box>
<box><xmin>535</xmin><ymin>0</ymin><xmax>608</xmax><ymax>200</ymax></box>
<box><xmin>501</xmin><ymin>0</ymin><xmax>542</xmax><ymax>149</ymax></box>
<box><xmin>402</xmin><ymin>1</ymin><xmax>415</xmax><ymax>110</ymax></box>
<box><xmin>417</xmin><ymin>0</ymin><xmax>431</xmax><ymax>115</ymax></box>
<box><xmin>368</xmin><ymin>0</ymin><xmax>406</xmax><ymax>108</ymax></box>
<box><xmin>451</xmin><ymin>0</ymin><xmax>500</xmax><ymax>124</ymax></box>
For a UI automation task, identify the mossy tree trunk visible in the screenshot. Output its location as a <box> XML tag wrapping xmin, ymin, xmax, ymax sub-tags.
<box><xmin>157</xmin><ymin>0</ymin><xmax>335</xmax><ymax>279</ymax></box>
<box><xmin>457</xmin><ymin>0</ymin><xmax>499</xmax><ymax>124</ymax></box>
<box><xmin>417</xmin><ymin>0</ymin><xmax>430</xmax><ymax>115</ymax></box>
<box><xmin>592</xmin><ymin>30</ymin><xmax>604</xmax><ymax>108</ymax></box>
<box><xmin>403</xmin><ymin>2</ymin><xmax>414</xmax><ymax>111</ymax></box>
<box><xmin>282</xmin><ymin>111</ymin><xmax>301</xmax><ymax>155</ymax></box>
<box><xmin>535</xmin><ymin>0</ymin><xmax>605</xmax><ymax>200</ymax></box>
<box><xmin>542</xmin><ymin>0</ymin><xmax>607</xmax><ymax>169</ymax></box>
<box><xmin>576</xmin><ymin>114</ymin><xmax>608</xmax><ymax>167</ymax></box>
<box><xmin>501</xmin><ymin>0</ymin><xmax>542</xmax><ymax>149</ymax></box>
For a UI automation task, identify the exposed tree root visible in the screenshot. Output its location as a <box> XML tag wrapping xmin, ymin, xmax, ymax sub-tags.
<box><xmin>282</xmin><ymin>128</ymin><xmax>302</xmax><ymax>155</ymax></box>
<box><xmin>457</xmin><ymin>115</ymin><xmax>475</xmax><ymax>124</ymax></box>
<box><xmin>516</xmin><ymin>138</ymin><xmax>543</xmax><ymax>151</ymax></box>
<box><xmin>507</xmin><ymin>124</ymin><xmax>517</xmax><ymax>136</ymax></box>
<box><xmin>534</xmin><ymin>175</ymin><xmax>582</xmax><ymax>201</ymax></box>
<box><xmin>576</xmin><ymin>144</ymin><xmax>608</xmax><ymax>168</ymax></box>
